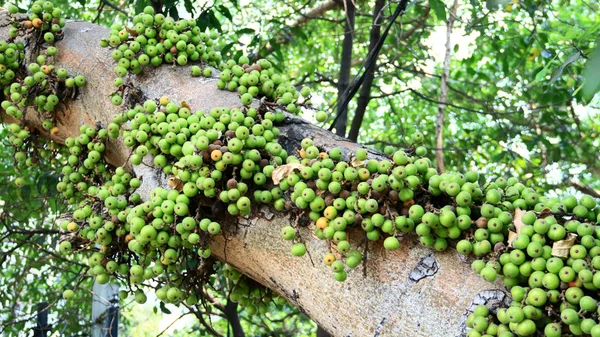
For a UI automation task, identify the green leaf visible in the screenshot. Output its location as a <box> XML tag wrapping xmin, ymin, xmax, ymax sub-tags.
<box><xmin>573</xmin><ymin>82</ymin><xmax>585</xmax><ymax>97</ymax></box>
<box><xmin>17</xmin><ymin>185</ymin><xmax>31</xmax><ymax>202</ymax></box>
<box><xmin>134</xmin><ymin>0</ymin><xmax>148</xmax><ymax>14</ymax></box>
<box><xmin>273</xmin><ymin>45</ymin><xmax>284</xmax><ymax>62</ymax></box>
<box><xmin>220</xmin><ymin>42</ymin><xmax>235</xmax><ymax>57</ymax></box>
<box><xmin>582</xmin><ymin>42</ymin><xmax>600</xmax><ymax>101</ymax></box>
<box><xmin>429</xmin><ymin>0</ymin><xmax>447</xmax><ymax>22</ymax></box>
<box><xmin>183</xmin><ymin>0</ymin><xmax>195</xmax><ymax>16</ymax></box>
<box><xmin>218</xmin><ymin>5</ymin><xmax>233</xmax><ymax>21</ymax></box>
<box><xmin>232</xmin><ymin>50</ymin><xmax>242</xmax><ymax>62</ymax></box>
<box><xmin>37</xmin><ymin>174</ymin><xmax>47</xmax><ymax>194</ymax></box>
<box><xmin>535</xmin><ymin>55</ymin><xmax>558</xmax><ymax>82</ymax></box>
<box><xmin>236</xmin><ymin>28</ymin><xmax>255</xmax><ymax>35</ymax></box>
<box><xmin>168</xmin><ymin>6</ymin><xmax>179</xmax><ymax>20</ymax></box>
<box><xmin>550</xmin><ymin>52</ymin><xmax>581</xmax><ymax>84</ymax></box>
<box><xmin>210</xmin><ymin>13</ymin><xmax>222</xmax><ymax>32</ymax></box>
<box><xmin>48</xmin><ymin>198</ymin><xmax>57</xmax><ymax>213</ymax></box>
<box><xmin>197</xmin><ymin>9</ymin><xmax>221</xmax><ymax>32</ymax></box>
<box><xmin>197</xmin><ymin>9</ymin><xmax>215</xmax><ymax>31</ymax></box>
<box><xmin>490</xmin><ymin>153</ymin><xmax>504</xmax><ymax>162</ymax></box>
<box><xmin>564</xmin><ymin>27</ymin><xmax>581</xmax><ymax>41</ymax></box>
<box><xmin>159</xmin><ymin>301</ymin><xmax>172</xmax><ymax>314</ymax></box>
<box><xmin>289</xmin><ymin>26</ymin><xmax>308</xmax><ymax>41</ymax></box>
<box><xmin>537</xmin><ymin>32</ymin><xmax>549</xmax><ymax>44</ymax></box>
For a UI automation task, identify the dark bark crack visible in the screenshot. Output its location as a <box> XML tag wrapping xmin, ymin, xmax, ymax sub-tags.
<box><xmin>408</xmin><ymin>253</ymin><xmax>439</xmax><ymax>282</ymax></box>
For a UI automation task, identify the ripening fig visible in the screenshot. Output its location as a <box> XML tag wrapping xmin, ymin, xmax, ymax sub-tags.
<box><xmin>383</xmin><ymin>236</ymin><xmax>400</xmax><ymax>251</ymax></box>
<box><xmin>291</xmin><ymin>243</ymin><xmax>306</xmax><ymax>256</ymax></box>
<box><xmin>63</xmin><ymin>289</ymin><xmax>75</xmax><ymax>300</ymax></box>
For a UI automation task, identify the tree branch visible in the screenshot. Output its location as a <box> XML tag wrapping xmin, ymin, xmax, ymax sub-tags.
<box><xmin>377</xmin><ymin>86</ymin><xmax>515</xmax><ymax>116</ymax></box>
<box><xmin>335</xmin><ymin>0</ymin><xmax>356</xmax><ymax>137</ymax></box>
<box><xmin>328</xmin><ymin>0</ymin><xmax>412</xmax><ymax>132</ymax></box>
<box><xmin>201</xmin><ymin>289</ymin><xmax>245</xmax><ymax>337</ymax></box>
<box><xmin>347</xmin><ymin>0</ymin><xmax>385</xmax><ymax>142</ymax></box>
<box><xmin>99</xmin><ymin>0</ymin><xmax>128</xmax><ymax>16</ymax></box>
<box><xmin>0</xmin><ymin>233</ymin><xmax>33</xmax><ymax>267</ymax></box>
<box><xmin>293</xmin><ymin>0</ymin><xmax>342</xmax><ymax>27</ymax></box>
<box><xmin>224</xmin><ymin>300</ymin><xmax>245</xmax><ymax>337</ymax></box>
<box><xmin>570</xmin><ymin>180</ymin><xmax>600</xmax><ymax>198</ymax></box>
<box><xmin>156</xmin><ymin>312</ymin><xmax>191</xmax><ymax>337</ymax></box>
<box><xmin>348</xmin><ymin>7</ymin><xmax>430</xmax><ymax>71</ymax></box>
<box><xmin>399</xmin><ymin>5</ymin><xmax>430</xmax><ymax>41</ymax></box>
<box><xmin>435</xmin><ymin>0</ymin><xmax>458</xmax><ymax>173</ymax></box>
<box><xmin>188</xmin><ymin>309</ymin><xmax>224</xmax><ymax>337</ymax></box>
<box><xmin>260</xmin><ymin>0</ymin><xmax>343</xmax><ymax>59</ymax></box>
<box><xmin>294</xmin><ymin>71</ymin><xmax>337</xmax><ymax>87</ymax></box>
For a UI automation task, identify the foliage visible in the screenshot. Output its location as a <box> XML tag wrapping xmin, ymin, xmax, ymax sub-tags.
<box><xmin>213</xmin><ymin>0</ymin><xmax>600</xmax><ymax>195</ymax></box>
<box><xmin>0</xmin><ymin>126</ymin><xmax>93</xmax><ymax>336</ymax></box>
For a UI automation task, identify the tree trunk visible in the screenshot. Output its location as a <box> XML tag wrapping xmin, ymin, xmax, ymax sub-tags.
<box><xmin>0</xmin><ymin>12</ymin><xmax>507</xmax><ymax>337</ymax></box>
<box><xmin>435</xmin><ymin>0</ymin><xmax>459</xmax><ymax>173</ymax></box>
<box><xmin>347</xmin><ymin>0</ymin><xmax>385</xmax><ymax>142</ymax></box>
<box><xmin>224</xmin><ymin>301</ymin><xmax>245</xmax><ymax>337</ymax></box>
<box><xmin>335</xmin><ymin>0</ymin><xmax>356</xmax><ymax>137</ymax></box>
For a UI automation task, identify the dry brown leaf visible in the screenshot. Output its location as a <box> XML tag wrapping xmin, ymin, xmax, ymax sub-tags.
<box><xmin>552</xmin><ymin>233</ymin><xmax>577</xmax><ymax>258</ymax></box>
<box><xmin>245</xmin><ymin>64</ymin><xmax>262</xmax><ymax>73</ymax></box>
<box><xmin>271</xmin><ymin>163</ymin><xmax>305</xmax><ymax>185</ymax></box>
<box><xmin>180</xmin><ymin>101</ymin><xmax>192</xmax><ymax>111</ymax></box>
<box><xmin>350</xmin><ymin>158</ymin><xmax>365</xmax><ymax>168</ymax></box>
<box><xmin>538</xmin><ymin>208</ymin><xmax>554</xmax><ymax>219</ymax></box>
<box><xmin>507</xmin><ymin>230</ymin><xmax>517</xmax><ymax>247</ymax></box>
<box><xmin>125</xmin><ymin>26</ymin><xmax>138</xmax><ymax>36</ymax></box>
<box><xmin>167</xmin><ymin>176</ymin><xmax>184</xmax><ymax>191</ymax></box>
<box><xmin>513</xmin><ymin>208</ymin><xmax>526</xmax><ymax>234</ymax></box>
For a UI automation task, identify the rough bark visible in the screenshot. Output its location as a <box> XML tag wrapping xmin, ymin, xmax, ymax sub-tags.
<box><xmin>335</xmin><ymin>0</ymin><xmax>356</xmax><ymax>137</ymax></box>
<box><xmin>0</xmin><ymin>13</ymin><xmax>507</xmax><ymax>337</ymax></box>
<box><xmin>435</xmin><ymin>0</ymin><xmax>458</xmax><ymax>173</ymax></box>
<box><xmin>347</xmin><ymin>0</ymin><xmax>385</xmax><ymax>142</ymax></box>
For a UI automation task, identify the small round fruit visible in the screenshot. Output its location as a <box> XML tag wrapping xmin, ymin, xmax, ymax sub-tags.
<box><xmin>63</xmin><ymin>289</ymin><xmax>75</xmax><ymax>300</ymax></box>
<box><xmin>291</xmin><ymin>243</ymin><xmax>306</xmax><ymax>256</ymax></box>
<box><xmin>240</xmin><ymin>93</ymin><xmax>253</xmax><ymax>105</ymax></box>
<box><xmin>281</xmin><ymin>226</ymin><xmax>296</xmax><ymax>240</ymax></box>
<box><xmin>315</xmin><ymin>111</ymin><xmax>327</xmax><ymax>122</ymax></box>
<box><xmin>383</xmin><ymin>236</ymin><xmax>400</xmax><ymax>251</ymax></box>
